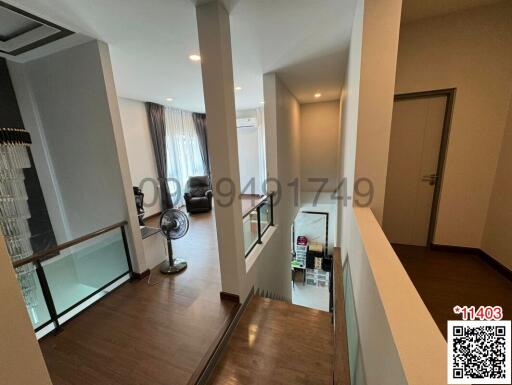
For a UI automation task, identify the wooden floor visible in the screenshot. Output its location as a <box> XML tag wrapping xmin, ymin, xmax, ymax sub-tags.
<box><xmin>209</xmin><ymin>296</ymin><xmax>334</xmax><ymax>385</ymax></box>
<box><xmin>39</xmin><ymin>210</ymin><xmax>238</xmax><ymax>385</ymax></box>
<box><xmin>395</xmin><ymin>244</ymin><xmax>512</xmax><ymax>337</ymax></box>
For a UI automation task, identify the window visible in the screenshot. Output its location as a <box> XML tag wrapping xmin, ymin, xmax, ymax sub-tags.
<box><xmin>165</xmin><ymin>107</ymin><xmax>205</xmax><ymax>205</ymax></box>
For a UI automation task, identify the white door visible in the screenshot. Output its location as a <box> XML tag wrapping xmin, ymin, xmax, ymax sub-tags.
<box><xmin>383</xmin><ymin>95</ymin><xmax>447</xmax><ymax>246</ymax></box>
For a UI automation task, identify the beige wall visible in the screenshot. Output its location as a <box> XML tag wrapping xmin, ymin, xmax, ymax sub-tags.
<box><xmin>395</xmin><ymin>1</ymin><xmax>512</xmax><ymax>247</ymax></box>
<box><xmin>482</xmin><ymin>98</ymin><xmax>512</xmax><ymax>270</ymax></box>
<box><xmin>0</xmin><ymin>238</ymin><xmax>53</xmax><ymax>385</ymax></box>
<box><xmin>300</xmin><ymin>100</ymin><xmax>340</xmax><ymax>192</ymax></box>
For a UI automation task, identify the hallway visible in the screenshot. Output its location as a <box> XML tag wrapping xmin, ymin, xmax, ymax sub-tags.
<box><xmin>209</xmin><ymin>295</ymin><xmax>333</xmax><ymax>385</ymax></box>
<box><xmin>395</xmin><ymin>244</ymin><xmax>512</xmax><ymax>337</ymax></box>
<box><xmin>39</xmin><ymin>211</ymin><xmax>237</xmax><ymax>385</ymax></box>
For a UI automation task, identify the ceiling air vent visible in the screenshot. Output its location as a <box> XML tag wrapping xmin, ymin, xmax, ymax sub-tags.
<box><xmin>0</xmin><ymin>1</ymin><xmax>73</xmax><ymax>56</ymax></box>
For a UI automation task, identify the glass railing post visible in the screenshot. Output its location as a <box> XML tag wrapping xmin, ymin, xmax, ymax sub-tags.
<box><xmin>35</xmin><ymin>260</ymin><xmax>60</xmax><ymax>331</ymax></box>
<box><xmin>120</xmin><ymin>226</ymin><xmax>134</xmax><ymax>278</ymax></box>
<box><xmin>12</xmin><ymin>221</ymin><xmax>132</xmax><ymax>338</ymax></box>
<box><xmin>256</xmin><ymin>205</ymin><xmax>262</xmax><ymax>244</ymax></box>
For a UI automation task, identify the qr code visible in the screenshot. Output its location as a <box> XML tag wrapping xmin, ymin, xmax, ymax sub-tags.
<box><xmin>448</xmin><ymin>321</ymin><xmax>511</xmax><ymax>384</ymax></box>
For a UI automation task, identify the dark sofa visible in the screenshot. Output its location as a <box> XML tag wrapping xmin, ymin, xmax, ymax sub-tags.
<box><xmin>184</xmin><ymin>176</ymin><xmax>213</xmax><ymax>214</ymax></box>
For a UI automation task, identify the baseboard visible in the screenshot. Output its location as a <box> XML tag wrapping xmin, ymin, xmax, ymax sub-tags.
<box><xmin>144</xmin><ymin>211</ymin><xmax>161</xmax><ymax>222</ymax></box>
<box><xmin>131</xmin><ymin>269</ymin><xmax>150</xmax><ymax>280</ymax></box>
<box><xmin>478</xmin><ymin>249</ymin><xmax>512</xmax><ymax>282</ymax></box>
<box><xmin>189</xmin><ymin>287</ymin><xmax>254</xmax><ymax>385</ymax></box>
<box><xmin>430</xmin><ymin>244</ymin><xmax>480</xmax><ymax>255</ymax></box>
<box><xmin>220</xmin><ymin>291</ymin><xmax>240</xmax><ymax>303</ymax></box>
<box><xmin>431</xmin><ymin>244</ymin><xmax>512</xmax><ymax>281</ymax></box>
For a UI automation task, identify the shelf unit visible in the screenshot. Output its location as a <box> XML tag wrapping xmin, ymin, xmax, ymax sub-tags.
<box><xmin>305</xmin><ymin>268</ymin><xmax>329</xmax><ymax>287</ymax></box>
<box><xmin>295</xmin><ymin>244</ymin><xmax>307</xmax><ymax>267</ymax></box>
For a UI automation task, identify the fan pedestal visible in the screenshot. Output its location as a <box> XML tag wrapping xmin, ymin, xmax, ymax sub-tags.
<box><xmin>160</xmin><ymin>239</ymin><xmax>187</xmax><ymax>274</ymax></box>
<box><xmin>160</xmin><ymin>258</ymin><xmax>187</xmax><ymax>274</ymax></box>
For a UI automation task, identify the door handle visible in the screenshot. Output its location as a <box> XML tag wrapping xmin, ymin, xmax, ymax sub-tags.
<box><xmin>421</xmin><ymin>174</ymin><xmax>439</xmax><ymax>185</ymax></box>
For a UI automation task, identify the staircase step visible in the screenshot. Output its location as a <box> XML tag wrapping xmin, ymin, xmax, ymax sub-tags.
<box><xmin>208</xmin><ymin>295</ymin><xmax>334</xmax><ymax>385</ymax></box>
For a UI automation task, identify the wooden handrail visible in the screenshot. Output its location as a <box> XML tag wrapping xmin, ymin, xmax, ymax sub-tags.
<box><xmin>333</xmin><ymin>247</ymin><xmax>351</xmax><ymax>385</ymax></box>
<box><xmin>12</xmin><ymin>221</ymin><xmax>128</xmax><ymax>269</ymax></box>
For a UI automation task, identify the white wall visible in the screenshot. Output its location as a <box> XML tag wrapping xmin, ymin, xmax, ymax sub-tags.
<box><xmin>9</xmin><ymin>41</ymin><xmax>146</xmax><ymax>273</ymax></box>
<box><xmin>395</xmin><ymin>1</ymin><xmax>512</xmax><ymax>247</ymax></box>
<box><xmin>300</xmin><ymin>100</ymin><xmax>340</xmax><ymax>192</ymax></box>
<box><xmin>15</xmin><ymin>41</ymin><xmax>125</xmax><ymax>237</ymax></box>
<box><xmin>196</xmin><ymin>1</ymin><xmax>248</xmax><ymax>299</ymax></box>
<box><xmin>274</xmin><ymin>75</ymin><xmax>302</xmax><ymax>228</ymax></box>
<box><xmin>98</xmin><ymin>42</ymin><xmax>148</xmax><ymax>274</ymax></box>
<box><xmin>353</xmin><ymin>0</ymin><xmax>402</xmax><ymax>224</ymax></box>
<box><xmin>299</xmin><ymin>197</ymin><xmax>337</xmax><ymax>254</ymax></box>
<box><xmin>236</xmin><ymin>108</ymin><xmax>265</xmax><ymax>195</ymax></box>
<box><xmin>237</xmin><ymin>126</ymin><xmax>261</xmax><ymax>193</ymax></box>
<box><xmin>482</xmin><ymin>98</ymin><xmax>512</xmax><ymax>270</ymax></box>
<box><xmin>345</xmin><ymin>209</ymin><xmax>446</xmax><ymax>385</ymax></box>
<box><xmin>335</xmin><ymin>3</ymin><xmax>512</xmax><ymax>383</ymax></box>
<box><xmin>118</xmin><ymin>97</ymin><xmax>162</xmax><ymax>216</ymax></box>
<box><xmin>338</xmin><ymin>0</ymin><xmax>402</xmax><ymax>248</ymax></box>
<box><xmin>8</xmin><ymin>65</ymin><xmax>72</xmax><ymax>244</ymax></box>
<box><xmin>246</xmin><ymin>72</ymin><xmax>301</xmax><ymax>301</ymax></box>
<box><xmin>336</xmin><ymin>0</ymin><xmax>424</xmax><ymax>383</ymax></box>
<box><xmin>299</xmin><ymin>100</ymin><xmax>340</xmax><ymax>254</ymax></box>
<box><xmin>336</xmin><ymin>0</ymin><xmax>362</xmax><ymax>251</ymax></box>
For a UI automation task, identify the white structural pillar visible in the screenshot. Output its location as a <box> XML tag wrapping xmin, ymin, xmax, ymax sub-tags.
<box><xmin>196</xmin><ymin>1</ymin><xmax>247</xmax><ymax>300</ymax></box>
<box><xmin>98</xmin><ymin>41</ymin><xmax>147</xmax><ymax>274</ymax></box>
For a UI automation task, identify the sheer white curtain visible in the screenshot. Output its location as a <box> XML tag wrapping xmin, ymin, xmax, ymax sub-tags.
<box><xmin>165</xmin><ymin>107</ymin><xmax>205</xmax><ymax>206</ymax></box>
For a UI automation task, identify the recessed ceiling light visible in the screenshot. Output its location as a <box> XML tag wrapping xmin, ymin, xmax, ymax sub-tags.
<box><xmin>314</xmin><ymin>93</ymin><xmax>321</xmax><ymax>98</ymax></box>
<box><xmin>165</xmin><ymin>97</ymin><xmax>173</xmax><ymax>102</ymax></box>
<box><xmin>189</xmin><ymin>54</ymin><xmax>201</xmax><ymax>62</ymax></box>
<box><xmin>235</xmin><ymin>86</ymin><xmax>242</xmax><ymax>91</ymax></box>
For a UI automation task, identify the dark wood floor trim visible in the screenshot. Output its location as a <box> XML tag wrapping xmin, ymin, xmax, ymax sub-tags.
<box><xmin>478</xmin><ymin>249</ymin><xmax>512</xmax><ymax>282</ymax></box>
<box><xmin>131</xmin><ymin>269</ymin><xmax>150</xmax><ymax>280</ymax></box>
<box><xmin>219</xmin><ymin>291</ymin><xmax>240</xmax><ymax>303</ymax></box>
<box><xmin>189</xmin><ymin>288</ymin><xmax>254</xmax><ymax>385</ymax></box>
<box><xmin>431</xmin><ymin>244</ymin><xmax>512</xmax><ymax>281</ymax></box>
<box><xmin>430</xmin><ymin>243</ymin><xmax>480</xmax><ymax>255</ymax></box>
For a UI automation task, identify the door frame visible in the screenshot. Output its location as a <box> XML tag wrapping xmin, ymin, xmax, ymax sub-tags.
<box><xmin>393</xmin><ymin>88</ymin><xmax>456</xmax><ymax>246</ymax></box>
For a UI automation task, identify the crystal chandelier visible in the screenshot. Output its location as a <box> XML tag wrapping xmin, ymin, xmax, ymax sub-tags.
<box><xmin>0</xmin><ymin>127</ymin><xmax>37</xmax><ymax>323</ymax></box>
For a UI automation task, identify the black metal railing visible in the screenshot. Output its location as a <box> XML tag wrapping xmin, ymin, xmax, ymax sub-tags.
<box><xmin>242</xmin><ymin>193</ymin><xmax>274</xmax><ymax>257</ymax></box>
<box><xmin>12</xmin><ymin>221</ymin><xmax>133</xmax><ymax>336</ymax></box>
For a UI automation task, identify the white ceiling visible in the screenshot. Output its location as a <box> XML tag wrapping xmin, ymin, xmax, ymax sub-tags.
<box><xmin>5</xmin><ymin>0</ymin><xmax>356</xmax><ymax>112</ymax></box>
<box><xmin>401</xmin><ymin>0</ymin><xmax>504</xmax><ymax>23</ymax></box>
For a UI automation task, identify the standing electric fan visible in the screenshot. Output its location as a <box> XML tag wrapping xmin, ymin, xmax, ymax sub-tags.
<box><xmin>159</xmin><ymin>208</ymin><xmax>189</xmax><ymax>274</ymax></box>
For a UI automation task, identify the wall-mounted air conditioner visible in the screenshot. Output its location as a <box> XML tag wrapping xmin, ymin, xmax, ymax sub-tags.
<box><xmin>236</xmin><ymin>117</ymin><xmax>257</xmax><ymax>128</ymax></box>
